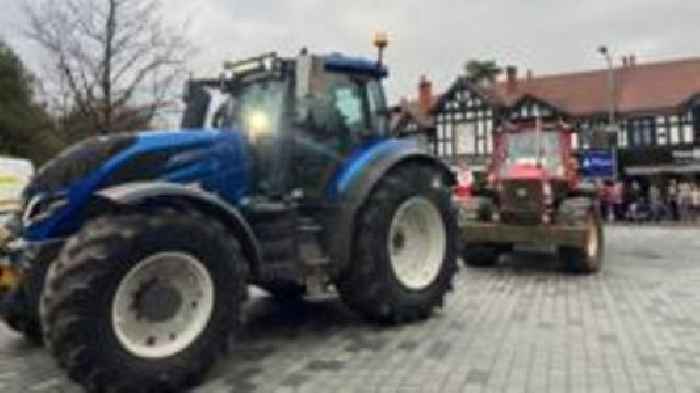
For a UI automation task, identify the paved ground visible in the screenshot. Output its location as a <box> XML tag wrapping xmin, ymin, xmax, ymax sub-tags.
<box><xmin>2</xmin><ymin>226</ymin><xmax>700</xmax><ymax>393</ymax></box>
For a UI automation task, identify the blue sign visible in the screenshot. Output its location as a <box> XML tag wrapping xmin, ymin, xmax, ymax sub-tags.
<box><xmin>580</xmin><ymin>149</ymin><xmax>616</xmax><ymax>178</ymax></box>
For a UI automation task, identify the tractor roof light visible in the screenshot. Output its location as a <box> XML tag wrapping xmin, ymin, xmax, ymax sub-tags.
<box><xmin>373</xmin><ymin>31</ymin><xmax>389</xmax><ymax>67</ymax></box>
<box><xmin>373</xmin><ymin>31</ymin><xmax>389</xmax><ymax>49</ymax></box>
<box><xmin>223</xmin><ymin>52</ymin><xmax>278</xmax><ymax>77</ymax></box>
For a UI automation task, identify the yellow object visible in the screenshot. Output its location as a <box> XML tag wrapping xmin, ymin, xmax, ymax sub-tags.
<box><xmin>373</xmin><ymin>31</ymin><xmax>389</xmax><ymax>49</ymax></box>
<box><xmin>0</xmin><ymin>265</ymin><xmax>22</xmax><ymax>293</ymax></box>
<box><xmin>0</xmin><ymin>225</ymin><xmax>10</xmax><ymax>246</ymax></box>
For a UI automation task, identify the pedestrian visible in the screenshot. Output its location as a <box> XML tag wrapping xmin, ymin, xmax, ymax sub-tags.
<box><xmin>630</xmin><ymin>181</ymin><xmax>642</xmax><ymax>222</ymax></box>
<box><xmin>678</xmin><ymin>181</ymin><xmax>692</xmax><ymax>222</ymax></box>
<box><xmin>692</xmin><ymin>183</ymin><xmax>700</xmax><ymax>223</ymax></box>
<box><xmin>667</xmin><ymin>179</ymin><xmax>679</xmax><ymax>221</ymax></box>
<box><xmin>601</xmin><ymin>180</ymin><xmax>614</xmax><ymax>222</ymax></box>
<box><xmin>649</xmin><ymin>184</ymin><xmax>663</xmax><ymax>222</ymax></box>
<box><xmin>612</xmin><ymin>181</ymin><xmax>624</xmax><ymax>221</ymax></box>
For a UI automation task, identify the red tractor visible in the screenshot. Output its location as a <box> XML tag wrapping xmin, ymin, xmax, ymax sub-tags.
<box><xmin>459</xmin><ymin>120</ymin><xmax>603</xmax><ymax>273</ymax></box>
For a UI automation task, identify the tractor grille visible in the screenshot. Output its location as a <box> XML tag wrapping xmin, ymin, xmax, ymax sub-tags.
<box><xmin>500</xmin><ymin>180</ymin><xmax>543</xmax><ymax>225</ymax></box>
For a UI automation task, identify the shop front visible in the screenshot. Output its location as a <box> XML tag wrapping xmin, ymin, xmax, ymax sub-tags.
<box><xmin>619</xmin><ymin>146</ymin><xmax>700</xmax><ymax>192</ymax></box>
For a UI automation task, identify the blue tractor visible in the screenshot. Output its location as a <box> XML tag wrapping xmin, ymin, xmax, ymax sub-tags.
<box><xmin>0</xmin><ymin>47</ymin><xmax>458</xmax><ymax>393</ymax></box>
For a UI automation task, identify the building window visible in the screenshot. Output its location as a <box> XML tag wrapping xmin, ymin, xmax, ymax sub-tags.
<box><xmin>655</xmin><ymin>116</ymin><xmax>668</xmax><ymax>145</ymax></box>
<box><xmin>437</xmin><ymin>122</ymin><xmax>452</xmax><ymax>158</ymax></box>
<box><xmin>456</xmin><ymin>122</ymin><xmax>476</xmax><ymax>155</ymax></box>
<box><xmin>684</xmin><ymin>125</ymin><xmax>694</xmax><ymax>144</ymax></box>
<box><xmin>578</xmin><ymin>123</ymin><xmax>591</xmax><ymax>150</ymax></box>
<box><xmin>618</xmin><ymin>127</ymin><xmax>628</xmax><ymax>148</ymax></box>
<box><xmin>486</xmin><ymin>120</ymin><xmax>493</xmax><ymax>153</ymax></box>
<box><xmin>627</xmin><ymin>117</ymin><xmax>655</xmax><ymax>147</ymax></box>
<box><xmin>693</xmin><ymin>106</ymin><xmax>700</xmax><ymax>142</ymax></box>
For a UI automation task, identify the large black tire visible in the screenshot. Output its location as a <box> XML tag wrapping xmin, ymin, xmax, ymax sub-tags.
<box><xmin>460</xmin><ymin>196</ymin><xmax>505</xmax><ymax>267</ymax></box>
<box><xmin>1</xmin><ymin>245</ymin><xmax>57</xmax><ymax>344</ymax></box>
<box><xmin>558</xmin><ymin>200</ymin><xmax>604</xmax><ymax>274</ymax></box>
<box><xmin>40</xmin><ymin>208</ymin><xmax>246</xmax><ymax>393</ymax></box>
<box><xmin>335</xmin><ymin>163</ymin><xmax>458</xmax><ymax>323</ymax></box>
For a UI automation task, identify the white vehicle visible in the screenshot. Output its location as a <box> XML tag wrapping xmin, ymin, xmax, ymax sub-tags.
<box><xmin>0</xmin><ymin>157</ymin><xmax>34</xmax><ymax>214</ymax></box>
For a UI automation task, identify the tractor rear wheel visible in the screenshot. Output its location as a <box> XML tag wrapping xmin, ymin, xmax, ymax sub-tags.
<box><xmin>336</xmin><ymin>163</ymin><xmax>458</xmax><ymax>323</ymax></box>
<box><xmin>40</xmin><ymin>208</ymin><xmax>246</xmax><ymax>393</ymax></box>
<box><xmin>559</xmin><ymin>209</ymin><xmax>604</xmax><ymax>273</ymax></box>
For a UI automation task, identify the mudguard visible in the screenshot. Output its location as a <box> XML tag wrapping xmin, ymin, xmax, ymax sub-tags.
<box><xmin>96</xmin><ymin>181</ymin><xmax>263</xmax><ymax>276</ymax></box>
<box><xmin>326</xmin><ymin>141</ymin><xmax>455</xmax><ymax>277</ymax></box>
<box><xmin>557</xmin><ymin>196</ymin><xmax>597</xmax><ymax>225</ymax></box>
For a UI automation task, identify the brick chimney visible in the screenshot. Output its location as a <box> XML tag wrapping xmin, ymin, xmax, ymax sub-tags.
<box><xmin>418</xmin><ymin>75</ymin><xmax>433</xmax><ymax>113</ymax></box>
<box><xmin>505</xmin><ymin>66</ymin><xmax>518</xmax><ymax>93</ymax></box>
<box><xmin>526</xmin><ymin>69</ymin><xmax>534</xmax><ymax>81</ymax></box>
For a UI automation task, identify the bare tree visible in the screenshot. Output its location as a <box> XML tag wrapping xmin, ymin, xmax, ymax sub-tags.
<box><xmin>23</xmin><ymin>0</ymin><xmax>192</xmax><ymax>134</ymax></box>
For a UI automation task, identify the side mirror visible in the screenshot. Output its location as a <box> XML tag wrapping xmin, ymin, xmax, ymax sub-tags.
<box><xmin>180</xmin><ymin>82</ymin><xmax>211</xmax><ymax>129</ymax></box>
<box><xmin>182</xmin><ymin>80</ymin><xmax>192</xmax><ymax>103</ymax></box>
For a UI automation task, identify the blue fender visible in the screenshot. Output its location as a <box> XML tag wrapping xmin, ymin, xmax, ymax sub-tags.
<box><xmin>324</xmin><ymin>138</ymin><xmax>455</xmax><ymax>277</ymax></box>
<box><xmin>96</xmin><ymin>181</ymin><xmax>263</xmax><ymax>276</ymax></box>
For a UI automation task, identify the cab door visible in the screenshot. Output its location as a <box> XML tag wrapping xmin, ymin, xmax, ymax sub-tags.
<box><xmin>292</xmin><ymin>71</ymin><xmax>372</xmax><ymax>201</ymax></box>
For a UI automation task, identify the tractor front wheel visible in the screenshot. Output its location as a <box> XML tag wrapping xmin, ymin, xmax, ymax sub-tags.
<box><xmin>40</xmin><ymin>208</ymin><xmax>246</xmax><ymax>393</ymax></box>
<box><xmin>336</xmin><ymin>163</ymin><xmax>458</xmax><ymax>323</ymax></box>
<box><xmin>559</xmin><ymin>210</ymin><xmax>604</xmax><ymax>274</ymax></box>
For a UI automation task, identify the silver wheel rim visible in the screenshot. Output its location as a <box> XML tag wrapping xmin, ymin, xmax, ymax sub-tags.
<box><xmin>388</xmin><ymin>196</ymin><xmax>447</xmax><ymax>290</ymax></box>
<box><xmin>111</xmin><ymin>252</ymin><xmax>215</xmax><ymax>359</ymax></box>
<box><xmin>586</xmin><ymin>219</ymin><xmax>599</xmax><ymax>259</ymax></box>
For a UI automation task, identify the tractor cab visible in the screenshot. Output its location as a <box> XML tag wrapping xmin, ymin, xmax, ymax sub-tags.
<box><xmin>492</xmin><ymin>122</ymin><xmax>574</xmax><ymax>182</ymax></box>
<box><xmin>487</xmin><ymin>121</ymin><xmax>578</xmax><ymax>224</ymax></box>
<box><xmin>181</xmin><ymin>51</ymin><xmax>389</xmax><ymax>200</ymax></box>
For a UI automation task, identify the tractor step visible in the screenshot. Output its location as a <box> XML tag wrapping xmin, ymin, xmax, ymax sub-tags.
<box><xmin>298</xmin><ymin>216</ymin><xmax>323</xmax><ymax>233</ymax></box>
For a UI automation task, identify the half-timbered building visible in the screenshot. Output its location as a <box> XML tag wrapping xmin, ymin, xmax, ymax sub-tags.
<box><xmin>397</xmin><ymin>57</ymin><xmax>700</xmax><ymax>186</ymax></box>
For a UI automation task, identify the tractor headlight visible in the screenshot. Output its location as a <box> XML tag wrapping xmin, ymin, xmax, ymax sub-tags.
<box><xmin>22</xmin><ymin>194</ymin><xmax>69</xmax><ymax>227</ymax></box>
<box><xmin>542</xmin><ymin>182</ymin><xmax>553</xmax><ymax>205</ymax></box>
<box><xmin>246</xmin><ymin>110</ymin><xmax>271</xmax><ymax>141</ymax></box>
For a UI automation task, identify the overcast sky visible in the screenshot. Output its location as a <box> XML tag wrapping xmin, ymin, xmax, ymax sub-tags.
<box><xmin>1</xmin><ymin>0</ymin><xmax>699</xmax><ymax>104</ymax></box>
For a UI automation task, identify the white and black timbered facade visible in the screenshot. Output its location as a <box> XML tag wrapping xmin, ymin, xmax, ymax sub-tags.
<box><xmin>431</xmin><ymin>79</ymin><xmax>497</xmax><ymax>169</ymax></box>
<box><xmin>423</xmin><ymin>60</ymin><xmax>700</xmax><ymax>181</ymax></box>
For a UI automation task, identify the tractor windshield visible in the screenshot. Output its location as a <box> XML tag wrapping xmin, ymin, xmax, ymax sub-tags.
<box><xmin>203</xmin><ymin>78</ymin><xmax>292</xmax><ymax>195</ymax></box>
<box><xmin>209</xmin><ymin>79</ymin><xmax>290</xmax><ymax>142</ymax></box>
<box><xmin>503</xmin><ymin>131</ymin><xmax>563</xmax><ymax>175</ymax></box>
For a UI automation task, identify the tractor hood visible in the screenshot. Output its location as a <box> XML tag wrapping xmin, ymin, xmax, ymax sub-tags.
<box><xmin>22</xmin><ymin>129</ymin><xmax>251</xmax><ymax>239</ymax></box>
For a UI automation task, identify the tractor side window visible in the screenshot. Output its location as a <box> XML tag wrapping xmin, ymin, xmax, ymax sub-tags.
<box><xmin>306</xmin><ymin>74</ymin><xmax>369</xmax><ymax>153</ymax></box>
<box><xmin>367</xmin><ymin>79</ymin><xmax>388</xmax><ymax>136</ymax></box>
<box><xmin>334</xmin><ymin>87</ymin><xmax>362</xmax><ymax>129</ymax></box>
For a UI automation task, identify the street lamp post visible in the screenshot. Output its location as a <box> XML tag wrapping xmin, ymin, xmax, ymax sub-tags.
<box><xmin>597</xmin><ymin>45</ymin><xmax>619</xmax><ymax>183</ymax></box>
<box><xmin>598</xmin><ymin>45</ymin><xmax>616</xmax><ymax>134</ymax></box>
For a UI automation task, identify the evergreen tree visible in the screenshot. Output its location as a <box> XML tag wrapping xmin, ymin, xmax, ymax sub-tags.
<box><xmin>0</xmin><ymin>39</ymin><xmax>61</xmax><ymax>165</ymax></box>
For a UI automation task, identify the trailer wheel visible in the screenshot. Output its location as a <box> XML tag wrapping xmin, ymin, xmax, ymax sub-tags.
<box><xmin>40</xmin><ymin>208</ymin><xmax>246</xmax><ymax>393</ymax></box>
<box><xmin>559</xmin><ymin>210</ymin><xmax>603</xmax><ymax>274</ymax></box>
<box><xmin>335</xmin><ymin>163</ymin><xmax>458</xmax><ymax>323</ymax></box>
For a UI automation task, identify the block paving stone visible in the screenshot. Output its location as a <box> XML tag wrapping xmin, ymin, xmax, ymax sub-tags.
<box><xmin>1</xmin><ymin>226</ymin><xmax>700</xmax><ymax>392</ymax></box>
